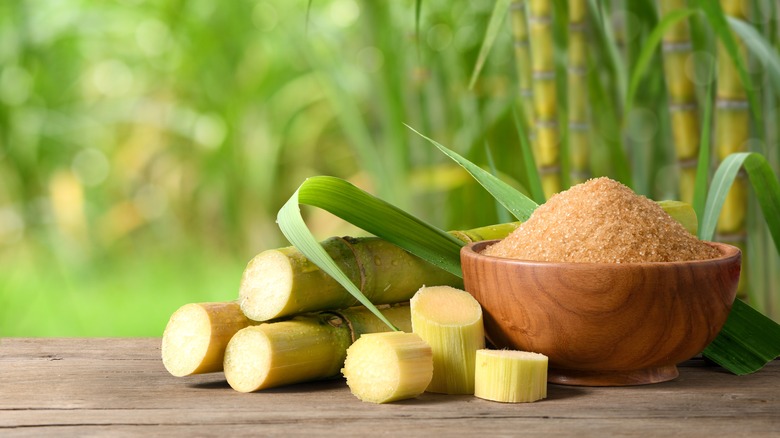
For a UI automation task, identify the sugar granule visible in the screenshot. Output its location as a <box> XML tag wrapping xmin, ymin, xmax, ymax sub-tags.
<box><xmin>483</xmin><ymin>177</ymin><xmax>721</xmax><ymax>263</ymax></box>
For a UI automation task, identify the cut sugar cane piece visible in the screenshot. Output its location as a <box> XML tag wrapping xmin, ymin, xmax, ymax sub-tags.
<box><xmin>410</xmin><ymin>285</ymin><xmax>485</xmax><ymax>394</ymax></box>
<box><xmin>239</xmin><ymin>236</ymin><xmax>462</xmax><ymax>322</ymax></box>
<box><xmin>161</xmin><ymin>302</ymin><xmax>254</xmax><ymax>377</ymax></box>
<box><xmin>223</xmin><ymin>304</ymin><xmax>412</xmax><ymax>392</ymax></box>
<box><xmin>342</xmin><ymin>332</ymin><xmax>433</xmax><ymax>404</ymax></box>
<box><xmin>474</xmin><ymin>349</ymin><xmax>548</xmax><ymax>403</ymax></box>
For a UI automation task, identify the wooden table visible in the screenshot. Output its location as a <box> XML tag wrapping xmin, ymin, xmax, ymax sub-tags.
<box><xmin>1</xmin><ymin>338</ymin><xmax>778</xmax><ymax>436</ymax></box>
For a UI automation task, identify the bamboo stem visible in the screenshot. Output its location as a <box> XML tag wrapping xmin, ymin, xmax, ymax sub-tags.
<box><xmin>223</xmin><ymin>304</ymin><xmax>412</xmax><ymax>392</ymax></box>
<box><xmin>568</xmin><ymin>0</ymin><xmax>590</xmax><ymax>184</ymax></box>
<box><xmin>658</xmin><ymin>0</ymin><xmax>700</xmax><ymax>204</ymax></box>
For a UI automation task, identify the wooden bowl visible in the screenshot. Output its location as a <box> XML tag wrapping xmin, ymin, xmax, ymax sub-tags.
<box><xmin>460</xmin><ymin>240</ymin><xmax>741</xmax><ymax>386</ymax></box>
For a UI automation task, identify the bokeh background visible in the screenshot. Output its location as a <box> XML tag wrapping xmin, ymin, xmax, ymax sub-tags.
<box><xmin>1</xmin><ymin>0</ymin><xmax>778</xmax><ymax>336</ymax></box>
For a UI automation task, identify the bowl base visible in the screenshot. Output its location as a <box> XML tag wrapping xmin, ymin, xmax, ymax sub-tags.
<box><xmin>548</xmin><ymin>365</ymin><xmax>679</xmax><ymax>386</ymax></box>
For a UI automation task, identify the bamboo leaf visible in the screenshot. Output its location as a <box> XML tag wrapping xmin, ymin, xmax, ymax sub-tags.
<box><xmin>512</xmin><ymin>108</ymin><xmax>545</xmax><ymax>204</ymax></box>
<box><xmin>694</xmin><ymin>0</ymin><xmax>762</xmax><ymax>127</ymax></box>
<box><xmin>407</xmin><ymin>125</ymin><xmax>539</xmax><ymax>221</ymax></box>
<box><xmin>693</xmin><ymin>82</ymin><xmax>714</xmax><ymax>228</ymax></box>
<box><xmin>277</xmin><ymin>176</ymin><xmax>466</xmax><ymax>329</ymax></box>
<box><xmin>468</xmin><ymin>0</ymin><xmax>511</xmax><ymax>90</ymax></box>
<box><xmin>626</xmin><ymin>8</ymin><xmax>697</xmax><ymax>113</ymax></box>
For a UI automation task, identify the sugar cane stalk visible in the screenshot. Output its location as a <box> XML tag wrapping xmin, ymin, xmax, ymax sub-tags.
<box><xmin>528</xmin><ymin>0</ymin><xmax>561</xmax><ymax>198</ymax></box>
<box><xmin>568</xmin><ymin>0</ymin><xmax>590</xmax><ymax>185</ymax></box>
<box><xmin>715</xmin><ymin>0</ymin><xmax>750</xmax><ymax>297</ymax></box>
<box><xmin>658</xmin><ymin>0</ymin><xmax>701</xmax><ymax>204</ymax></box>
<box><xmin>223</xmin><ymin>304</ymin><xmax>412</xmax><ymax>392</ymax></box>
<box><xmin>510</xmin><ymin>1</ymin><xmax>536</xmax><ymax>144</ymax></box>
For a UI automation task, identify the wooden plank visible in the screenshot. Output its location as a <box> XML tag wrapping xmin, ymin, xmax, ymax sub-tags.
<box><xmin>1</xmin><ymin>338</ymin><xmax>778</xmax><ymax>437</ymax></box>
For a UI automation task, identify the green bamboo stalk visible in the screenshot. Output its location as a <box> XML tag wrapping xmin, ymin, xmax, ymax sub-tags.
<box><xmin>658</xmin><ymin>0</ymin><xmax>700</xmax><ymax>204</ymax></box>
<box><xmin>223</xmin><ymin>304</ymin><xmax>412</xmax><ymax>392</ymax></box>
<box><xmin>568</xmin><ymin>0</ymin><xmax>590</xmax><ymax>184</ymax></box>
<box><xmin>527</xmin><ymin>0</ymin><xmax>561</xmax><ymax>197</ymax></box>
<box><xmin>715</xmin><ymin>0</ymin><xmax>750</xmax><ymax>298</ymax></box>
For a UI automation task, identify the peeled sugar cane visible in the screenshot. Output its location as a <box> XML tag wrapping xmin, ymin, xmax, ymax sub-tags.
<box><xmin>410</xmin><ymin>285</ymin><xmax>485</xmax><ymax>394</ymax></box>
<box><xmin>474</xmin><ymin>349</ymin><xmax>548</xmax><ymax>403</ymax></box>
<box><xmin>342</xmin><ymin>331</ymin><xmax>433</xmax><ymax>404</ymax></box>
<box><xmin>162</xmin><ymin>302</ymin><xmax>254</xmax><ymax>377</ymax></box>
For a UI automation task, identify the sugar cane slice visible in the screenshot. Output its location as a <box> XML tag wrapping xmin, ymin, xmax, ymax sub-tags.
<box><xmin>161</xmin><ymin>302</ymin><xmax>254</xmax><ymax>377</ymax></box>
<box><xmin>474</xmin><ymin>349</ymin><xmax>548</xmax><ymax>403</ymax></box>
<box><xmin>223</xmin><ymin>304</ymin><xmax>412</xmax><ymax>392</ymax></box>
<box><xmin>341</xmin><ymin>332</ymin><xmax>433</xmax><ymax>404</ymax></box>
<box><xmin>410</xmin><ymin>285</ymin><xmax>485</xmax><ymax>394</ymax></box>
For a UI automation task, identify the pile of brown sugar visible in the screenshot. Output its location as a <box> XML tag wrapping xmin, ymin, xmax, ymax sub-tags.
<box><xmin>483</xmin><ymin>177</ymin><xmax>721</xmax><ymax>263</ymax></box>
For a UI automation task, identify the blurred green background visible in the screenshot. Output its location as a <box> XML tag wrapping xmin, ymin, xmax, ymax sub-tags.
<box><xmin>1</xmin><ymin>0</ymin><xmax>778</xmax><ymax>336</ymax></box>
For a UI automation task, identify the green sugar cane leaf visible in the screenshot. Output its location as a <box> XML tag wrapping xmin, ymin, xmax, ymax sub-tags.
<box><xmin>484</xmin><ymin>142</ymin><xmax>513</xmax><ymax>224</ymax></box>
<box><xmin>698</xmin><ymin>152</ymin><xmax>780</xmax><ymax>374</ymax></box>
<box><xmin>587</xmin><ymin>0</ymin><xmax>628</xmax><ymax>106</ymax></box>
<box><xmin>277</xmin><ymin>176</ymin><xmax>466</xmax><ymax>329</ymax></box>
<box><xmin>407</xmin><ymin>124</ymin><xmax>539</xmax><ymax>221</ymax></box>
<box><xmin>468</xmin><ymin>0</ymin><xmax>511</xmax><ymax>90</ymax></box>
<box><xmin>728</xmin><ymin>16</ymin><xmax>780</xmax><ymax>114</ymax></box>
<box><xmin>512</xmin><ymin>108</ymin><xmax>545</xmax><ymax>204</ymax></box>
<box><xmin>695</xmin><ymin>0</ymin><xmax>762</xmax><ymax>127</ymax></box>
<box><xmin>703</xmin><ymin>300</ymin><xmax>780</xmax><ymax>375</ymax></box>
<box><xmin>693</xmin><ymin>82</ymin><xmax>714</xmax><ymax>229</ymax></box>
<box><xmin>626</xmin><ymin>8</ymin><xmax>697</xmax><ymax>113</ymax></box>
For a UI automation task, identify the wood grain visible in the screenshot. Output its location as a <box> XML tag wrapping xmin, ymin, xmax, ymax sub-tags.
<box><xmin>1</xmin><ymin>338</ymin><xmax>778</xmax><ymax>437</ymax></box>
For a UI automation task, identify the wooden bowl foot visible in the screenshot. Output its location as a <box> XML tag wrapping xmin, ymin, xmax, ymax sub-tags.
<box><xmin>548</xmin><ymin>365</ymin><xmax>679</xmax><ymax>386</ymax></box>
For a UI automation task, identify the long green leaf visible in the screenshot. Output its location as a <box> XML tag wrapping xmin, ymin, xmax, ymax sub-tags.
<box><xmin>277</xmin><ymin>176</ymin><xmax>466</xmax><ymax>328</ymax></box>
<box><xmin>513</xmin><ymin>108</ymin><xmax>545</xmax><ymax>204</ymax></box>
<box><xmin>698</xmin><ymin>152</ymin><xmax>780</xmax><ymax>373</ymax></box>
<box><xmin>703</xmin><ymin>300</ymin><xmax>780</xmax><ymax>375</ymax></box>
<box><xmin>407</xmin><ymin>125</ymin><xmax>539</xmax><ymax>221</ymax></box>
<box><xmin>626</xmin><ymin>8</ymin><xmax>697</xmax><ymax>113</ymax></box>
<box><xmin>695</xmin><ymin>0</ymin><xmax>762</xmax><ymax>127</ymax></box>
<box><xmin>468</xmin><ymin>0</ymin><xmax>511</xmax><ymax>90</ymax></box>
<box><xmin>484</xmin><ymin>142</ymin><xmax>513</xmax><ymax>224</ymax></box>
<box><xmin>728</xmin><ymin>16</ymin><xmax>780</xmax><ymax>108</ymax></box>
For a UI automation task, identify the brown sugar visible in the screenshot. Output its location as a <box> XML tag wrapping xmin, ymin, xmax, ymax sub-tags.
<box><xmin>483</xmin><ymin>177</ymin><xmax>721</xmax><ymax>263</ymax></box>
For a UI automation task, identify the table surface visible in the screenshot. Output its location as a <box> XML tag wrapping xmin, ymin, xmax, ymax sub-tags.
<box><xmin>1</xmin><ymin>338</ymin><xmax>778</xmax><ymax>437</ymax></box>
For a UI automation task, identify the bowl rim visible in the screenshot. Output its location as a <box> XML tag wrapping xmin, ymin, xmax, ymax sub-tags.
<box><xmin>461</xmin><ymin>240</ymin><xmax>741</xmax><ymax>268</ymax></box>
